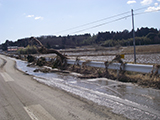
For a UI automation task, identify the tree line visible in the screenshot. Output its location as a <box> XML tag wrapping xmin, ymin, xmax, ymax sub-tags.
<box><xmin>81</xmin><ymin>27</ymin><xmax>160</xmax><ymax>47</ymax></box>
<box><xmin>0</xmin><ymin>27</ymin><xmax>160</xmax><ymax>51</ymax></box>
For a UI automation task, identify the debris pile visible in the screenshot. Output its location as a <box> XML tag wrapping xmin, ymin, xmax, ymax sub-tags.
<box><xmin>27</xmin><ymin>55</ymin><xmax>35</xmax><ymax>63</ymax></box>
<box><xmin>11</xmin><ymin>53</ymin><xmax>160</xmax><ymax>89</ymax></box>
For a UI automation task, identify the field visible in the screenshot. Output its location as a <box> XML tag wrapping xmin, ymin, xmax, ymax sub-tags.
<box><xmin>60</xmin><ymin>44</ymin><xmax>160</xmax><ymax>64</ymax></box>
<box><xmin>122</xmin><ymin>44</ymin><xmax>160</xmax><ymax>54</ymax></box>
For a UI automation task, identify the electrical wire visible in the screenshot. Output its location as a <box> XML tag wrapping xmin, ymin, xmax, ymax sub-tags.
<box><xmin>55</xmin><ymin>11</ymin><xmax>130</xmax><ymax>34</ymax></box>
<box><xmin>134</xmin><ymin>8</ymin><xmax>160</xmax><ymax>16</ymax></box>
<box><xmin>55</xmin><ymin>5</ymin><xmax>159</xmax><ymax>35</ymax></box>
<box><xmin>56</xmin><ymin>6</ymin><xmax>151</xmax><ymax>34</ymax></box>
<box><xmin>134</xmin><ymin>5</ymin><xmax>150</xmax><ymax>11</ymax></box>
<box><xmin>70</xmin><ymin>14</ymin><xmax>131</xmax><ymax>34</ymax></box>
<box><xmin>70</xmin><ymin>8</ymin><xmax>160</xmax><ymax>34</ymax></box>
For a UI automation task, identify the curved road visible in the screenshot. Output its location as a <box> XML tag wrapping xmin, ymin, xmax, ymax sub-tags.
<box><xmin>0</xmin><ymin>54</ymin><xmax>128</xmax><ymax>120</ymax></box>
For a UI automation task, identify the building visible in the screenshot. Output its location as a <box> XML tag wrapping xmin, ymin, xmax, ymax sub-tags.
<box><xmin>7</xmin><ymin>46</ymin><xmax>18</xmax><ymax>52</ymax></box>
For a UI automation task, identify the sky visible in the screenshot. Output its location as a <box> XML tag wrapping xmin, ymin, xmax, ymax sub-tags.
<box><xmin>0</xmin><ymin>0</ymin><xmax>160</xmax><ymax>44</ymax></box>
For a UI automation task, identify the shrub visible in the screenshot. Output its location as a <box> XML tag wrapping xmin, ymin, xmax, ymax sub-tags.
<box><xmin>17</xmin><ymin>45</ymin><xmax>38</xmax><ymax>54</ymax></box>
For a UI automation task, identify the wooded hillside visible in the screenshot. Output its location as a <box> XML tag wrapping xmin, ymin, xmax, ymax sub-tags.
<box><xmin>1</xmin><ymin>27</ymin><xmax>160</xmax><ymax>51</ymax></box>
<box><xmin>81</xmin><ymin>27</ymin><xmax>160</xmax><ymax>47</ymax></box>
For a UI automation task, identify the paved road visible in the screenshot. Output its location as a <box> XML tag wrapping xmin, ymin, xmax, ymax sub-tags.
<box><xmin>0</xmin><ymin>55</ymin><xmax>128</xmax><ymax>120</ymax></box>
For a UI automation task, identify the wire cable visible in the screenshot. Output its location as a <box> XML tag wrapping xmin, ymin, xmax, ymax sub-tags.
<box><xmin>55</xmin><ymin>5</ymin><xmax>159</xmax><ymax>35</ymax></box>
<box><xmin>134</xmin><ymin>8</ymin><xmax>160</xmax><ymax>16</ymax></box>
<box><xmin>56</xmin><ymin>6</ymin><xmax>152</xmax><ymax>34</ymax></box>
<box><xmin>70</xmin><ymin>14</ymin><xmax>131</xmax><ymax>34</ymax></box>
<box><xmin>134</xmin><ymin>5</ymin><xmax>151</xmax><ymax>11</ymax></box>
<box><xmin>55</xmin><ymin>11</ymin><xmax>130</xmax><ymax>34</ymax></box>
<box><xmin>71</xmin><ymin>8</ymin><xmax>160</xmax><ymax>34</ymax></box>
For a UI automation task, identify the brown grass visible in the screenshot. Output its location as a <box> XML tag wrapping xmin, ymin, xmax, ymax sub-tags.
<box><xmin>122</xmin><ymin>44</ymin><xmax>160</xmax><ymax>54</ymax></box>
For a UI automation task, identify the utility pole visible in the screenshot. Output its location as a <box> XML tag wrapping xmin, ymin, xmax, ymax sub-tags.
<box><xmin>131</xmin><ymin>9</ymin><xmax>136</xmax><ymax>64</ymax></box>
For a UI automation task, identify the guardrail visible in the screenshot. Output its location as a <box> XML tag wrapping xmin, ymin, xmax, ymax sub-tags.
<box><xmin>67</xmin><ymin>59</ymin><xmax>160</xmax><ymax>74</ymax></box>
<box><xmin>5</xmin><ymin>53</ymin><xmax>159</xmax><ymax>75</ymax></box>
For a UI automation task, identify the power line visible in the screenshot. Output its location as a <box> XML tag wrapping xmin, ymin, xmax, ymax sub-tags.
<box><xmin>70</xmin><ymin>14</ymin><xmax>131</xmax><ymax>34</ymax></box>
<box><xmin>55</xmin><ymin>11</ymin><xmax>131</xmax><ymax>34</ymax></box>
<box><xmin>56</xmin><ymin>5</ymin><xmax>159</xmax><ymax>35</ymax></box>
<box><xmin>56</xmin><ymin>6</ymin><xmax>151</xmax><ymax>34</ymax></box>
<box><xmin>134</xmin><ymin>8</ymin><xmax>160</xmax><ymax>16</ymax></box>
<box><xmin>70</xmin><ymin>8</ymin><xmax>160</xmax><ymax>34</ymax></box>
<box><xmin>134</xmin><ymin>5</ymin><xmax>150</xmax><ymax>11</ymax></box>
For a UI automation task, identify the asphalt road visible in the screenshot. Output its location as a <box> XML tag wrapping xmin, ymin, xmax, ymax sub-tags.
<box><xmin>0</xmin><ymin>55</ymin><xmax>128</xmax><ymax>120</ymax></box>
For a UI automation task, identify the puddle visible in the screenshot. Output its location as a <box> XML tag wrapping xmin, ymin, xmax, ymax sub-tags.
<box><xmin>15</xmin><ymin>59</ymin><xmax>160</xmax><ymax>120</ymax></box>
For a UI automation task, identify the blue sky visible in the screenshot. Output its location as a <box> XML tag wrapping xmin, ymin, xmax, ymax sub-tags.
<box><xmin>0</xmin><ymin>0</ymin><xmax>160</xmax><ymax>44</ymax></box>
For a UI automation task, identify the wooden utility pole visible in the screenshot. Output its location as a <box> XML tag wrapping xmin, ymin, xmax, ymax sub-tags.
<box><xmin>131</xmin><ymin>9</ymin><xmax>136</xmax><ymax>64</ymax></box>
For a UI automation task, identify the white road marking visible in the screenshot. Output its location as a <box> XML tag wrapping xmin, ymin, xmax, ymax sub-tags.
<box><xmin>24</xmin><ymin>104</ymin><xmax>56</xmax><ymax>120</ymax></box>
<box><xmin>0</xmin><ymin>72</ymin><xmax>14</xmax><ymax>82</ymax></box>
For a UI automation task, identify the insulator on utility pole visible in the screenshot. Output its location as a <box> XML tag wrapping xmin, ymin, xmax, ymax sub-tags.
<box><xmin>131</xmin><ymin>9</ymin><xmax>136</xmax><ymax>64</ymax></box>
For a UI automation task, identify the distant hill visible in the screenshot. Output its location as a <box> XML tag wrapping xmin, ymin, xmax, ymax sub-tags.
<box><xmin>0</xmin><ymin>34</ymin><xmax>91</xmax><ymax>51</ymax></box>
<box><xmin>0</xmin><ymin>27</ymin><xmax>160</xmax><ymax>51</ymax></box>
<box><xmin>80</xmin><ymin>27</ymin><xmax>160</xmax><ymax>47</ymax></box>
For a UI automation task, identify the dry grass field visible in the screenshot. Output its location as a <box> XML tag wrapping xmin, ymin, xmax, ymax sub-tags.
<box><xmin>121</xmin><ymin>44</ymin><xmax>160</xmax><ymax>54</ymax></box>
